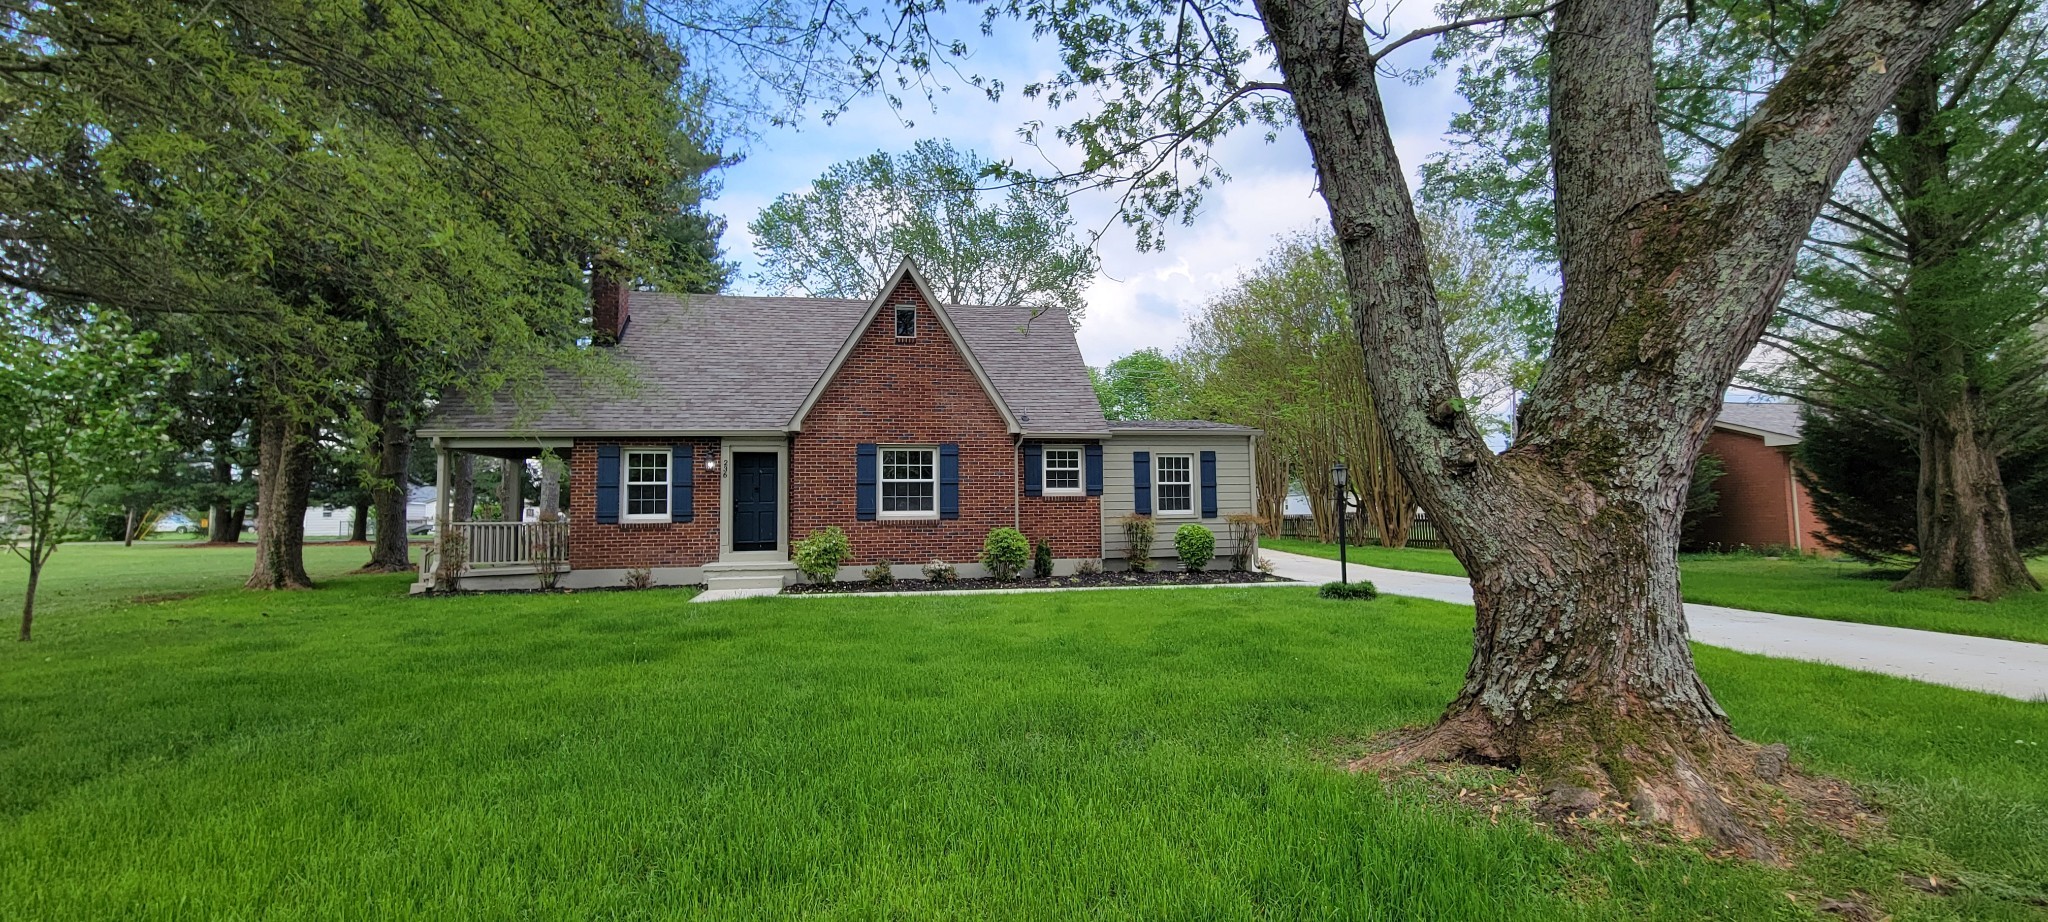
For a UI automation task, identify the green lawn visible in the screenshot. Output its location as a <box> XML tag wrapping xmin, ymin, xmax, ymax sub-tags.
<box><xmin>2</xmin><ymin>546</ymin><xmax>2044</xmax><ymax>919</ymax></box>
<box><xmin>1263</xmin><ymin>537</ymin><xmax>2048</xmax><ymax>645</ymax></box>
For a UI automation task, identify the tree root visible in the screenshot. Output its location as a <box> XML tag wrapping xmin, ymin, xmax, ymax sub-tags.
<box><xmin>1351</xmin><ymin>709</ymin><xmax>1877</xmax><ymax>865</ymax></box>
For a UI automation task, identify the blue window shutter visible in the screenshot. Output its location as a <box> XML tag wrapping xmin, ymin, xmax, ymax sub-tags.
<box><xmin>856</xmin><ymin>444</ymin><xmax>877</xmax><ymax>521</ymax></box>
<box><xmin>1200</xmin><ymin>451</ymin><xmax>1218</xmax><ymax>518</ymax></box>
<box><xmin>1133</xmin><ymin>451</ymin><xmax>1152</xmax><ymax>515</ymax></box>
<box><xmin>1085</xmin><ymin>443</ymin><xmax>1103</xmax><ymax>496</ymax></box>
<box><xmin>1023</xmin><ymin>442</ymin><xmax>1042</xmax><ymax>497</ymax></box>
<box><xmin>671</xmin><ymin>444</ymin><xmax>694</xmax><ymax>523</ymax></box>
<box><xmin>595</xmin><ymin>444</ymin><xmax>620</xmax><ymax>524</ymax></box>
<box><xmin>939</xmin><ymin>443</ymin><xmax>960</xmax><ymax>519</ymax></box>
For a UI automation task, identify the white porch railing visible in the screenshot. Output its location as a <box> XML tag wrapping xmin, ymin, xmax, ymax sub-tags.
<box><xmin>452</xmin><ymin>521</ymin><xmax>568</xmax><ymax>570</ymax></box>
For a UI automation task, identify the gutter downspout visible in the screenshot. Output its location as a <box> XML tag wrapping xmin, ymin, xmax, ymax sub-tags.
<box><xmin>1013</xmin><ymin>433</ymin><xmax>1023</xmax><ymax>531</ymax></box>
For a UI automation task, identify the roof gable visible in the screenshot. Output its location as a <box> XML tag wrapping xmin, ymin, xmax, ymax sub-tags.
<box><xmin>790</xmin><ymin>258</ymin><xmax>1021</xmax><ymax>433</ymax></box>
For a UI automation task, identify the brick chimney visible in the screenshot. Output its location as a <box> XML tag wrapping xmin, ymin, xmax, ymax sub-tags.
<box><xmin>591</xmin><ymin>272</ymin><xmax>630</xmax><ymax>345</ymax></box>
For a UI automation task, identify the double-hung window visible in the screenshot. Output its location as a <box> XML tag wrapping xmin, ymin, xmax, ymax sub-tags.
<box><xmin>1155</xmin><ymin>454</ymin><xmax>1193</xmax><ymax>514</ymax></box>
<box><xmin>1043</xmin><ymin>445</ymin><xmax>1083</xmax><ymax>495</ymax></box>
<box><xmin>894</xmin><ymin>303</ymin><xmax>917</xmax><ymax>339</ymax></box>
<box><xmin>624</xmin><ymin>449</ymin><xmax>671</xmax><ymax>521</ymax></box>
<box><xmin>880</xmin><ymin>447</ymin><xmax>937</xmax><ymax>518</ymax></box>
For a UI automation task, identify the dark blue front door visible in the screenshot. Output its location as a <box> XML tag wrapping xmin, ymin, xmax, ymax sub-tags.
<box><xmin>732</xmin><ymin>452</ymin><xmax>778</xmax><ymax>551</ymax></box>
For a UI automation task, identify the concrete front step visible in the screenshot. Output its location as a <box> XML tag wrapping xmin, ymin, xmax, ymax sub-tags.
<box><xmin>702</xmin><ymin>560</ymin><xmax>800</xmax><ymax>592</ymax></box>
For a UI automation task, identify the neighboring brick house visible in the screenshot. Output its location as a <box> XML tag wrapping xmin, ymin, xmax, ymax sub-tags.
<box><xmin>1690</xmin><ymin>402</ymin><xmax>1834</xmax><ymax>553</ymax></box>
<box><xmin>415</xmin><ymin>259</ymin><xmax>1259</xmax><ymax>591</ymax></box>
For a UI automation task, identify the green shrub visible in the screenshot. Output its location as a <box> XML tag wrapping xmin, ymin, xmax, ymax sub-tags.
<box><xmin>921</xmin><ymin>559</ymin><xmax>958</xmax><ymax>583</ymax></box>
<box><xmin>793</xmin><ymin>527</ymin><xmax>852</xmax><ymax>582</ymax></box>
<box><xmin>1120</xmin><ymin>514</ymin><xmax>1156</xmax><ymax>572</ymax></box>
<box><xmin>1318</xmin><ymin>580</ymin><xmax>1378</xmax><ymax>601</ymax></box>
<box><xmin>1075</xmin><ymin>559</ymin><xmax>1102</xmax><ymax>576</ymax></box>
<box><xmin>1175</xmin><ymin>524</ymin><xmax>1216</xmax><ymax>571</ymax></box>
<box><xmin>862</xmin><ymin>560</ymin><xmax>895</xmax><ymax>585</ymax></box>
<box><xmin>622</xmin><ymin>567</ymin><xmax>654</xmax><ymax>590</ymax></box>
<box><xmin>980</xmin><ymin>527</ymin><xmax>1031</xmax><ymax>581</ymax></box>
<box><xmin>1032</xmin><ymin>539</ymin><xmax>1054</xmax><ymax>578</ymax></box>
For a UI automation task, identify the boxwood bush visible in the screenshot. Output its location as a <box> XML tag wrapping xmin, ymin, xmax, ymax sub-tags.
<box><xmin>980</xmin><ymin>527</ymin><xmax>1031</xmax><ymax>581</ymax></box>
<box><xmin>1174</xmin><ymin>523</ymin><xmax>1216</xmax><ymax>571</ymax></box>
<box><xmin>793</xmin><ymin>527</ymin><xmax>852</xmax><ymax>582</ymax></box>
<box><xmin>1318</xmin><ymin>580</ymin><xmax>1378</xmax><ymax>601</ymax></box>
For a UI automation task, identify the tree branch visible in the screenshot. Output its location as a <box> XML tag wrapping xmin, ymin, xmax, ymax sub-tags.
<box><xmin>1367</xmin><ymin>2</ymin><xmax>1562</xmax><ymax>65</ymax></box>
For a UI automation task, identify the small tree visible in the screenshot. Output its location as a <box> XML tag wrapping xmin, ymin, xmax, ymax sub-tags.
<box><xmin>1032</xmin><ymin>539</ymin><xmax>1054</xmax><ymax>578</ymax></box>
<box><xmin>1120</xmin><ymin>514</ymin><xmax>1156</xmax><ymax>571</ymax></box>
<box><xmin>0</xmin><ymin>311</ymin><xmax>170</xmax><ymax>640</ymax></box>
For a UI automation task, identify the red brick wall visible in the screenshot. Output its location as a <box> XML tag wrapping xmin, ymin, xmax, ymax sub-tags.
<box><xmin>566</xmin><ymin>437</ymin><xmax>721</xmax><ymax>570</ymax></box>
<box><xmin>1020</xmin><ymin>492</ymin><xmax>1102</xmax><ymax>559</ymax></box>
<box><xmin>791</xmin><ymin>277</ymin><xmax>1040</xmax><ymax>565</ymax></box>
<box><xmin>1692</xmin><ymin>429</ymin><xmax>1836</xmax><ymax>552</ymax></box>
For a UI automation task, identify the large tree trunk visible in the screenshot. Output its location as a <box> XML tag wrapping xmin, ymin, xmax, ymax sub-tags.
<box><xmin>498</xmin><ymin>457</ymin><xmax>522</xmax><ymax>522</ymax></box>
<box><xmin>537</xmin><ymin>454</ymin><xmax>563</xmax><ymax>522</ymax></box>
<box><xmin>1888</xmin><ymin>65</ymin><xmax>2039</xmax><ymax>600</ymax></box>
<box><xmin>246</xmin><ymin>412</ymin><xmax>315</xmax><ymax>590</ymax></box>
<box><xmin>227</xmin><ymin>502</ymin><xmax>247</xmax><ymax>541</ymax></box>
<box><xmin>1257</xmin><ymin>0</ymin><xmax>1972</xmax><ymax>854</ymax></box>
<box><xmin>450</xmin><ymin>454</ymin><xmax>475</xmax><ymax>523</ymax></box>
<box><xmin>1896</xmin><ymin>397</ymin><xmax>2041</xmax><ymax>598</ymax></box>
<box><xmin>362</xmin><ymin>363</ymin><xmax>415</xmax><ymax>572</ymax></box>
<box><xmin>349</xmin><ymin>501</ymin><xmax>369</xmax><ymax>542</ymax></box>
<box><xmin>207</xmin><ymin>450</ymin><xmax>239</xmax><ymax>543</ymax></box>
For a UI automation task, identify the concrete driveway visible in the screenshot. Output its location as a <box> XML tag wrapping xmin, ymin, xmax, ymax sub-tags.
<box><xmin>1262</xmin><ymin>549</ymin><xmax>2048</xmax><ymax>701</ymax></box>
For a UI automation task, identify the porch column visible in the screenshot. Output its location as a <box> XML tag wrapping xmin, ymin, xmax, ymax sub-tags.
<box><xmin>435</xmin><ymin>441</ymin><xmax>452</xmax><ymax>531</ymax></box>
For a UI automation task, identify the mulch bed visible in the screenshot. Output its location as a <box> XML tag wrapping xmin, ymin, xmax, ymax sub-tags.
<box><xmin>783</xmin><ymin>569</ymin><xmax>1292</xmax><ymax>595</ymax></box>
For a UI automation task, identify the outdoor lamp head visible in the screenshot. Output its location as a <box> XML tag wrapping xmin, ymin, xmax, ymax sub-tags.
<box><xmin>1331</xmin><ymin>461</ymin><xmax>1348</xmax><ymax>489</ymax></box>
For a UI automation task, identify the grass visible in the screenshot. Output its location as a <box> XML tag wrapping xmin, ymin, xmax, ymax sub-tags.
<box><xmin>1</xmin><ymin>545</ymin><xmax>2044</xmax><ymax>919</ymax></box>
<box><xmin>1263</xmin><ymin>537</ymin><xmax>2048</xmax><ymax>645</ymax></box>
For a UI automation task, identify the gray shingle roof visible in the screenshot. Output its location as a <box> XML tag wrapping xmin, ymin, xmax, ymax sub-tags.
<box><xmin>1109</xmin><ymin>420</ymin><xmax>1258</xmax><ymax>432</ymax></box>
<box><xmin>421</xmin><ymin>292</ymin><xmax>1110</xmax><ymax>435</ymax></box>
<box><xmin>1715</xmin><ymin>401</ymin><xmax>1804</xmax><ymax>440</ymax></box>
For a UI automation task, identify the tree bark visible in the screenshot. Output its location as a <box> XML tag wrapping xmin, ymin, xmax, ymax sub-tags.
<box><xmin>498</xmin><ymin>457</ymin><xmax>522</xmax><ymax>522</ymax></box>
<box><xmin>245</xmin><ymin>412</ymin><xmax>315</xmax><ymax>590</ymax></box>
<box><xmin>19</xmin><ymin>561</ymin><xmax>37</xmax><ymax>641</ymax></box>
<box><xmin>349</xmin><ymin>501</ymin><xmax>369</xmax><ymax>542</ymax></box>
<box><xmin>122</xmin><ymin>506</ymin><xmax>138</xmax><ymax>546</ymax></box>
<box><xmin>1888</xmin><ymin>65</ymin><xmax>2039</xmax><ymax>600</ymax></box>
<box><xmin>1256</xmin><ymin>0</ymin><xmax>1973</xmax><ymax>854</ymax></box>
<box><xmin>537</xmin><ymin>454</ymin><xmax>563</xmax><ymax>522</ymax></box>
<box><xmin>362</xmin><ymin>361</ymin><xmax>415</xmax><ymax>572</ymax></box>
<box><xmin>227</xmin><ymin>502</ymin><xmax>246</xmax><ymax>541</ymax></box>
<box><xmin>1897</xmin><ymin>398</ymin><xmax>2041</xmax><ymax>598</ymax></box>
<box><xmin>207</xmin><ymin>449</ymin><xmax>239</xmax><ymax>543</ymax></box>
<box><xmin>452</xmin><ymin>454</ymin><xmax>475</xmax><ymax>524</ymax></box>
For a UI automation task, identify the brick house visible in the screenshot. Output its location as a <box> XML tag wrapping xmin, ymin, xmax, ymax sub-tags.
<box><xmin>416</xmin><ymin>259</ymin><xmax>1260</xmax><ymax>591</ymax></box>
<box><xmin>1690</xmin><ymin>402</ymin><xmax>1834</xmax><ymax>553</ymax></box>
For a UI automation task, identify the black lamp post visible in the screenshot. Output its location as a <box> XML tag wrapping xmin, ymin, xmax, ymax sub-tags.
<box><xmin>1331</xmin><ymin>461</ymin><xmax>1349</xmax><ymax>584</ymax></box>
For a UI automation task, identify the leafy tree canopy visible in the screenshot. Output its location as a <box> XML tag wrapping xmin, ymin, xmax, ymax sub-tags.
<box><xmin>748</xmin><ymin>140</ymin><xmax>1099</xmax><ymax>313</ymax></box>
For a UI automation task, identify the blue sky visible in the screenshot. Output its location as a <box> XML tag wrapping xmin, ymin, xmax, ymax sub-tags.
<box><xmin>708</xmin><ymin>8</ymin><xmax>1471</xmax><ymax>367</ymax></box>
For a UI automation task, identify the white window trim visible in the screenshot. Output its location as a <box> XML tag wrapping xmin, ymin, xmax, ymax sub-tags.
<box><xmin>1042</xmin><ymin>444</ymin><xmax>1085</xmax><ymax>496</ymax></box>
<box><xmin>894</xmin><ymin>303</ymin><xmax>917</xmax><ymax>339</ymax></box>
<box><xmin>878</xmin><ymin>445</ymin><xmax>938</xmax><ymax>520</ymax></box>
<box><xmin>1154</xmin><ymin>453</ymin><xmax>1195</xmax><ymax>516</ymax></box>
<box><xmin>622</xmin><ymin>448</ymin><xmax>672</xmax><ymax>523</ymax></box>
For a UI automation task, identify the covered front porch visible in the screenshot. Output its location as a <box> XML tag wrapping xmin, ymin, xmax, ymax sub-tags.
<box><xmin>413</xmin><ymin>437</ymin><xmax>572</xmax><ymax>593</ymax></box>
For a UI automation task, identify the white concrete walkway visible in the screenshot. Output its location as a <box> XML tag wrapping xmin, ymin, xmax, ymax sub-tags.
<box><xmin>1261</xmin><ymin>549</ymin><xmax>2048</xmax><ymax>701</ymax></box>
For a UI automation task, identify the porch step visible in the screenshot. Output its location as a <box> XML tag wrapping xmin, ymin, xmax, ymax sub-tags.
<box><xmin>702</xmin><ymin>560</ymin><xmax>800</xmax><ymax>592</ymax></box>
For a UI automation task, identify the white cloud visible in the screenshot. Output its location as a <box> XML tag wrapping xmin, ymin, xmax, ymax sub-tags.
<box><xmin>713</xmin><ymin>12</ymin><xmax>1477</xmax><ymax>368</ymax></box>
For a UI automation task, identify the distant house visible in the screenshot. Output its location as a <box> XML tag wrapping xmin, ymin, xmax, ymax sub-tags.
<box><xmin>304</xmin><ymin>504</ymin><xmax>356</xmax><ymax>539</ymax></box>
<box><xmin>1691</xmin><ymin>402</ymin><xmax>1833</xmax><ymax>553</ymax></box>
<box><xmin>415</xmin><ymin>258</ymin><xmax>1261</xmax><ymax>591</ymax></box>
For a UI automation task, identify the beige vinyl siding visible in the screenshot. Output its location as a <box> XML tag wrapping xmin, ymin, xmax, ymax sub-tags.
<box><xmin>1100</xmin><ymin>434</ymin><xmax>1259</xmax><ymax>567</ymax></box>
